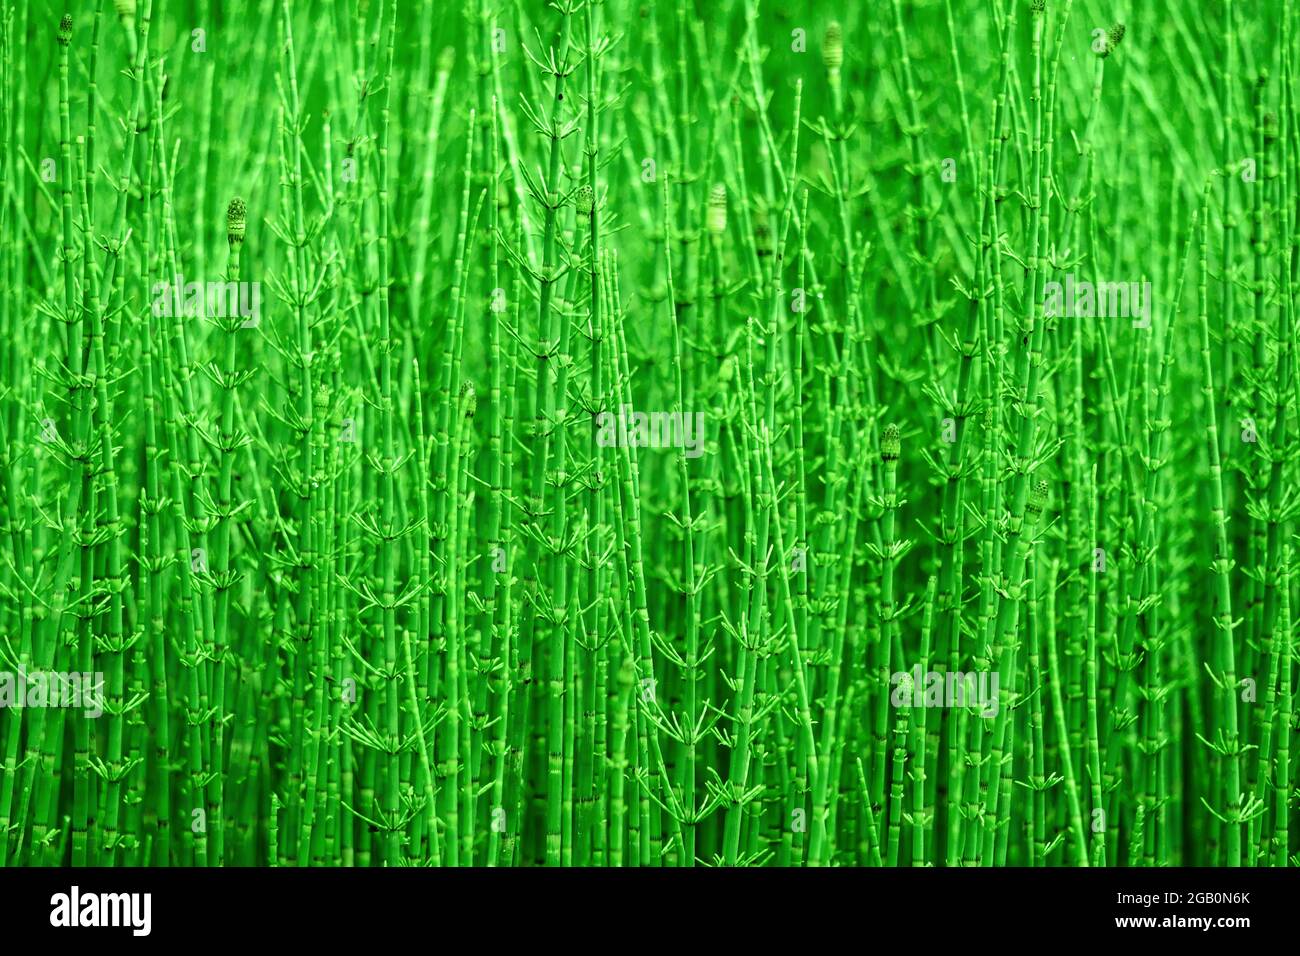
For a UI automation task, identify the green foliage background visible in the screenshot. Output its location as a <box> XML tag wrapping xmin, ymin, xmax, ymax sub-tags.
<box><xmin>0</xmin><ymin>0</ymin><xmax>1296</xmax><ymax>867</ymax></box>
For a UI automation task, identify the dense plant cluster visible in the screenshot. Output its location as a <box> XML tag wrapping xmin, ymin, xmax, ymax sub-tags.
<box><xmin>0</xmin><ymin>0</ymin><xmax>1296</xmax><ymax>867</ymax></box>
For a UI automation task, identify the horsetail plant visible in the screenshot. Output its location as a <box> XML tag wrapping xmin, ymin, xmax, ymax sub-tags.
<box><xmin>0</xmin><ymin>0</ymin><xmax>1295</xmax><ymax>872</ymax></box>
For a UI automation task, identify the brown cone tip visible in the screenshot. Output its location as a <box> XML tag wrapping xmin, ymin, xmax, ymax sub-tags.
<box><xmin>881</xmin><ymin>424</ymin><xmax>901</xmax><ymax>460</ymax></box>
<box><xmin>1027</xmin><ymin>478</ymin><xmax>1049</xmax><ymax>515</ymax></box>
<box><xmin>58</xmin><ymin>14</ymin><xmax>73</xmax><ymax>44</ymax></box>
<box><xmin>227</xmin><ymin>198</ymin><xmax>247</xmax><ymax>243</ymax></box>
